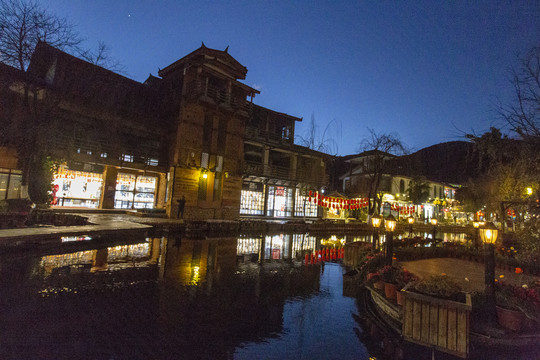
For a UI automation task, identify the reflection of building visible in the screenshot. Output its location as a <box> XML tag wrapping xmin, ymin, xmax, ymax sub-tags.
<box><xmin>237</xmin><ymin>233</ymin><xmax>317</xmax><ymax>262</ymax></box>
<box><xmin>241</xmin><ymin>105</ymin><xmax>329</xmax><ymax>219</ymax></box>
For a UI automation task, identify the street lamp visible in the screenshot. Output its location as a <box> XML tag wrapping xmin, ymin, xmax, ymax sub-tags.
<box><xmin>371</xmin><ymin>214</ymin><xmax>382</xmax><ymax>251</ymax></box>
<box><xmin>430</xmin><ymin>217</ymin><xmax>438</xmax><ymax>240</ymax></box>
<box><xmin>384</xmin><ymin>214</ymin><xmax>397</xmax><ymax>266</ymax></box>
<box><xmin>479</xmin><ymin>222</ymin><xmax>499</xmax><ymax>325</ymax></box>
<box><xmin>407</xmin><ymin>216</ymin><xmax>415</xmax><ymax>237</ymax></box>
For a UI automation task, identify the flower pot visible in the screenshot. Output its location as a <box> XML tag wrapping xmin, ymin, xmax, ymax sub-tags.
<box><xmin>396</xmin><ymin>290</ymin><xmax>405</xmax><ymax>305</ymax></box>
<box><xmin>373</xmin><ymin>280</ymin><xmax>385</xmax><ymax>290</ymax></box>
<box><xmin>496</xmin><ymin>306</ymin><xmax>525</xmax><ymax>332</ymax></box>
<box><xmin>384</xmin><ymin>282</ymin><xmax>397</xmax><ymax>300</ymax></box>
<box><xmin>367</xmin><ymin>272</ymin><xmax>378</xmax><ymax>281</ymax></box>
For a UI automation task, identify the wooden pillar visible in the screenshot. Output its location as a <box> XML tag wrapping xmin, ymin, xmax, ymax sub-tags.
<box><xmin>100</xmin><ymin>166</ymin><xmax>118</xmax><ymax>209</ymax></box>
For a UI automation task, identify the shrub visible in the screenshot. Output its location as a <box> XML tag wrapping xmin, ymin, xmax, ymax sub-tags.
<box><xmin>410</xmin><ymin>274</ymin><xmax>463</xmax><ymax>300</ymax></box>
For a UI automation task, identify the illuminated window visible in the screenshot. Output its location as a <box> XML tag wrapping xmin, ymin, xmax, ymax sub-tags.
<box><xmin>0</xmin><ymin>168</ymin><xmax>22</xmax><ymax>200</ymax></box>
<box><xmin>294</xmin><ymin>189</ymin><xmax>318</xmax><ymax>217</ymax></box>
<box><xmin>240</xmin><ymin>182</ymin><xmax>265</xmax><ymax>215</ymax></box>
<box><xmin>52</xmin><ymin>166</ymin><xmax>103</xmax><ymax>207</ymax></box>
<box><xmin>120</xmin><ymin>154</ymin><xmax>133</xmax><ymax>162</ymax></box>
<box><xmin>114</xmin><ymin>173</ymin><xmax>156</xmax><ymax>209</ymax></box>
<box><xmin>146</xmin><ymin>158</ymin><xmax>159</xmax><ymax>166</ymax></box>
<box><xmin>267</xmin><ymin>185</ymin><xmax>293</xmax><ymax>217</ymax></box>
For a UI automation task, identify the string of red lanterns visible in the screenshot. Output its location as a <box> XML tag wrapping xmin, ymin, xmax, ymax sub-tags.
<box><xmin>306</xmin><ymin>190</ymin><xmax>417</xmax><ymax>214</ymax></box>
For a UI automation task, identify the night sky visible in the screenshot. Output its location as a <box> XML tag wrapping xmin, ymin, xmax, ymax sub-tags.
<box><xmin>42</xmin><ymin>1</ymin><xmax>540</xmax><ymax>155</ymax></box>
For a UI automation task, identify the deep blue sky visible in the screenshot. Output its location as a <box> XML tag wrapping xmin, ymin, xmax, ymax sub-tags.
<box><xmin>43</xmin><ymin>1</ymin><xmax>540</xmax><ymax>155</ymax></box>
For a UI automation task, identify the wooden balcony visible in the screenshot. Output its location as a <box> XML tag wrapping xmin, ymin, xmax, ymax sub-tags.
<box><xmin>243</xmin><ymin>161</ymin><xmax>327</xmax><ymax>186</ymax></box>
<box><xmin>184</xmin><ymin>80</ymin><xmax>252</xmax><ymax>114</ymax></box>
<box><xmin>244</xmin><ymin>126</ymin><xmax>293</xmax><ymax>145</ymax></box>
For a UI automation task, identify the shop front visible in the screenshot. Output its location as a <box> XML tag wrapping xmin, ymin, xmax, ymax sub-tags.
<box><xmin>267</xmin><ymin>185</ymin><xmax>293</xmax><ymax>217</ymax></box>
<box><xmin>52</xmin><ymin>164</ymin><xmax>164</xmax><ymax>210</ymax></box>
<box><xmin>240</xmin><ymin>181</ymin><xmax>265</xmax><ymax>215</ymax></box>
<box><xmin>114</xmin><ymin>173</ymin><xmax>158</xmax><ymax>209</ymax></box>
<box><xmin>52</xmin><ymin>166</ymin><xmax>103</xmax><ymax>208</ymax></box>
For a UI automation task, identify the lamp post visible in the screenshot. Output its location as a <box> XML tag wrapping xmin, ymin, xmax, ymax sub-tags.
<box><xmin>371</xmin><ymin>214</ymin><xmax>382</xmax><ymax>251</ymax></box>
<box><xmin>385</xmin><ymin>214</ymin><xmax>397</xmax><ymax>266</ymax></box>
<box><xmin>407</xmin><ymin>216</ymin><xmax>415</xmax><ymax>237</ymax></box>
<box><xmin>430</xmin><ymin>217</ymin><xmax>438</xmax><ymax>240</ymax></box>
<box><xmin>479</xmin><ymin>222</ymin><xmax>499</xmax><ymax>325</ymax></box>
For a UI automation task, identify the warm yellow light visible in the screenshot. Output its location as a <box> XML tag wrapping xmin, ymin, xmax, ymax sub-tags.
<box><xmin>473</xmin><ymin>221</ymin><xmax>480</xmax><ymax>228</ymax></box>
<box><xmin>479</xmin><ymin>222</ymin><xmax>499</xmax><ymax>244</ymax></box>
<box><xmin>526</xmin><ymin>187</ymin><xmax>533</xmax><ymax>196</ymax></box>
<box><xmin>430</xmin><ymin>218</ymin><xmax>438</xmax><ymax>226</ymax></box>
<box><xmin>407</xmin><ymin>216</ymin><xmax>415</xmax><ymax>225</ymax></box>
<box><xmin>202</xmin><ymin>173</ymin><xmax>208</xmax><ymax>179</ymax></box>
<box><xmin>371</xmin><ymin>214</ymin><xmax>382</xmax><ymax>228</ymax></box>
<box><xmin>385</xmin><ymin>214</ymin><xmax>397</xmax><ymax>232</ymax></box>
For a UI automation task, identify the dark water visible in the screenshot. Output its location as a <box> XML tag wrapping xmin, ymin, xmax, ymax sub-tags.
<box><xmin>0</xmin><ymin>234</ymin><xmax>369</xmax><ymax>360</ymax></box>
<box><xmin>1</xmin><ymin>233</ymin><xmax>537</xmax><ymax>360</ymax></box>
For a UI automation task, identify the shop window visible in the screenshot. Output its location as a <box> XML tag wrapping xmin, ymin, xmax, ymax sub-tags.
<box><xmin>267</xmin><ymin>185</ymin><xmax>292</xmax><ymax>217</ymax></box>
<box><xmin>114</xmin><ymin>174</ymin><xmax>156</xmax><ymax>209</ymax></box>
<box><xmin>240</xmin><ymin>182</ymin><xmax>265</xmax><ymax>215</ymax></box>
<box><xmin>294</xmin><ymin>189</ymin><xmax>318</xmax><ymax>217</ymax></box>
<box><xmin>0</xmin><ymin>169</ymin><xmax>22</xmax><ymax>200</ymax></box>
<box><xmin>52</xmin><ymin>166</ymin><xmax>103</xmax><ymax>207</ymax></box>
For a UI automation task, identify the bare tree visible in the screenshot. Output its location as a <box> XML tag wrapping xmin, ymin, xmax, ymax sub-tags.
<box><xmin>499</xmin><ymin>45</ymin><xmax>540</xmax><ymax>142</ymax></box>
<box><xmin>295</xmin><ymin>114</ymin><xmax>341</xmax><ymax>155</ymax></box>
<box><xmin>0</xmin><ymin>0</ymin><xmax>81</xmax><ymax>71</ymax></box>
<box><xmin>79</xmin><ymin>40</ymin><xmax>125</xmax><ymax>74</ymax></box>
<box><xmin>358</xmin><ymin>129</ymin><xmax>407</xmax><ymax>215</ymax></box>
<box><xmin>0</xmin><ymin>0</ymin><xmax>122</xmax><ymax>201</ymax></box>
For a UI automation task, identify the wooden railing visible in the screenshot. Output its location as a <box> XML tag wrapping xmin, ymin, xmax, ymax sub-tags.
<box><xmin>402</xmin><ymin>291</ymin><xmax>472</xmax><ymax>359</ymax></box>
<box><xmin>184</xmin><ymin>80</ymin><xmax>252</xmax><ymax>113</ymax></box>
<box><xmin>245</xmin><ymin>126</ymin><xmax>293</xmax><ymax>144</ymax></box>
<box><xmin>243</xmin><ymin>161</ymin><xmax>327</xmax><ymax>185</ymax></box>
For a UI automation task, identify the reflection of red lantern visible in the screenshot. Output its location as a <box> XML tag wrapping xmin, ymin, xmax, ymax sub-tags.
<box><xmin>309</xmin><ymin>190</ymin><xmax>313</xmax><ymax>197</ymax></box>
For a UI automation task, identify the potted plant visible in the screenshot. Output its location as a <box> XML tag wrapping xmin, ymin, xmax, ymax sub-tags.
<box><xmin>378</xmin><ymin>265</ymin><xmax>401</xmax><ymax>299</ymax></box>
<box><xmin>395</xmin><ymin>268</ymin><xmax>419</xmax><ymax>305</ymax></box>
<box><xmin>495</xmin><ymin>281</ymin><xmax>540</xmax><ymax>332</ymax></box>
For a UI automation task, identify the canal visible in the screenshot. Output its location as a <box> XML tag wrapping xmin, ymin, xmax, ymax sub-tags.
<box><xmin>1</xmin><ymin>233</ymin><xmax>372</xmax><ymax>360</ymax></box>
<box><xmin>0</xmin><ymin>231</ymin><xmax>533</xmax><ymax>359</ymax></box>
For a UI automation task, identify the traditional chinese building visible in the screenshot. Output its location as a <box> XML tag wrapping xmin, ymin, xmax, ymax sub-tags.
<box><xmin>241</xmin><ymin>105</ymin><xmax>329</xmax><ymax>219</ymax></box>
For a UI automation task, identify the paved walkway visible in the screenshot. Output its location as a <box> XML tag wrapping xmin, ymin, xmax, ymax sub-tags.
<box><xmin>400</xmin><ymin>258</ymin><xmax>540</xmax><ymax>292</ymax></box>
<box><xmin>0</xmin><ymin>212</ymin><xmax>168</xmax><ymax>244</ymax></box>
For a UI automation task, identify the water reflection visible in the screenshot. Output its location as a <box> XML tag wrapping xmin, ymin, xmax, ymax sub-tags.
<box><xmin>0</xmin><ymin>234</ymin><xmax>366</xmax><ymax>360</ymax></box>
